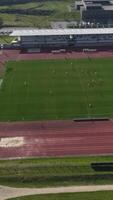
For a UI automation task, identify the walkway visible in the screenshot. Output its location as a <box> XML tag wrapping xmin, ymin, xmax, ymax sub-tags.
<box><xmin>1</xmin><ymin>184</ymin><xmax>113</xmax><ymax>200</ymax></box>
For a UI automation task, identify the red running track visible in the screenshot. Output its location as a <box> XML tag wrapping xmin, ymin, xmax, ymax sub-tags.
<box><xmin>0</xmin><ymin>120</ymin><xmax>113</xmax><ymax>158</ymax></box>
<box><xmin>0</xmin><ymin>50</ymin><xmax>113</xmax><ymax>64</ymax></box>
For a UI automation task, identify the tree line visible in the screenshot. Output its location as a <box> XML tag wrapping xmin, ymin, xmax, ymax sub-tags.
<box><xmin>0</xmin><ymin>8</ymin><xmax>54</xmax><ymax>16</ymax></box>
<box><xmin>0</xmin><ymin>0</ymin><xmax>65</xmax><ymax>6</ymax></box>
<box><xmin>0</xmin><ymin>0</ymin><xmax>36</xmax><ymax>6</ymax></box>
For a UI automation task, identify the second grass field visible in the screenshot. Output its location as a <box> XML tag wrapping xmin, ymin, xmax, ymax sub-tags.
<box><xmin>0</xmin><ymin>58</ymin><xmax>113</xmax><ymax>121</ymax></box>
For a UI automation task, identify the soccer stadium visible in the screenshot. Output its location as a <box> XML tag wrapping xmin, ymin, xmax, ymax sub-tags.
<box><xmin>1</xmin><ymin>27</ymin><xmax>113</xmax><ymax>198</ymax></box>
<box><xmin>1</xmin><ymin>28</ymin><xmax>113</xmax><ymax>157</ymax></box>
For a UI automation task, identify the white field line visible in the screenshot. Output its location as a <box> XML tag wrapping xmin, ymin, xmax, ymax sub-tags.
<box><xmin>0</xmin><ymin>79</ymin><xmax>3</xmax><ymax>89</ymax></box>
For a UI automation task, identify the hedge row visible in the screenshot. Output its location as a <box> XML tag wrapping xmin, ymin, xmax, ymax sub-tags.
<box><xmin>0</xmin><ymin>8</ymin><xmax>54</xmax><ymax>16</ymax></box>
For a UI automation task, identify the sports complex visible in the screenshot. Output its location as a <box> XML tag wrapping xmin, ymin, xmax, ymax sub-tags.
<box><xmin>1</xmin><ymin>28</ymin><xmax>113</xmax><ymax>195</ymax></box>
<box><xmin>1</xmin><ymin>28</ymin><xmax>113</xmax><ymax>158</ymax></box>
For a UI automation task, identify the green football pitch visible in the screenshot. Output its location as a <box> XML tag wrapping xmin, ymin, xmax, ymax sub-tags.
<box><xmin>0</xmin><ymin>58</ymin><xmax>113</xmax><ymax>121</ymax></box>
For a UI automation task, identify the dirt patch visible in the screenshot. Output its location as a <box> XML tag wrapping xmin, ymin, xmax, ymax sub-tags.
<box><xmin>0</xmin><ymin>137</ymin><xmax>24</xmax><ymax>148</ymax></box>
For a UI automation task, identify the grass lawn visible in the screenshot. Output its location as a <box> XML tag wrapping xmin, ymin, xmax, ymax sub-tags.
<box><xmin>8</xmin><ymin>191</ymin><xmax>113</xmax><ymax>200</ymax></box>
<box><xmin>0</xmin><ymin>156</ymin><xmax>113</xmax><ymax>187</ymax></box>
<box><xmin>0</xmin><ymin>58</ymin><xmax>113</xmax><ymax>121</ymax></box>
<box><xmin>0</xmin><ymin>35</ymin><xmax>15</xmax><ymax>44</ymax></box>
<box><xmin>0</xmin><ymin>0</ymin><xmax>80</xmax><ymax>27</ymax></box>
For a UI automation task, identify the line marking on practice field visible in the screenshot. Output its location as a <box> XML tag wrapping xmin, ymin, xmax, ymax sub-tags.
<box><xmin>0</xmin><ymin>79</ymin><xmax>3</xmax><ymax>89</ymax></box>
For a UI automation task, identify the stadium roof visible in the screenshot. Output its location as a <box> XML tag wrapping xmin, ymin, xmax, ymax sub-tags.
<box><xmin>10</xmin><ymin>28</ymin><xmax>113</xmax><ymax>36</ymax></box>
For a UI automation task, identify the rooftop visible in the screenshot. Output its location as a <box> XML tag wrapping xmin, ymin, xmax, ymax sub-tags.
<box><xmin>84</xmin><ymin>0</ymin><xmax>110</xmax><ymax>2</ymax></box>
<box><xmin>103</xmin><ymin>4</ymin><xmax>113</xmax><ymax>9</ymax></box>
<box><xmin>85</xmin><ymin>3</ymin><xmax>102</xmax><ymax>6</ymax></box>
<box><xmin>10</xmin><ymin>28</ymin><xmax>113</xmax><ymax>36</ymax></box>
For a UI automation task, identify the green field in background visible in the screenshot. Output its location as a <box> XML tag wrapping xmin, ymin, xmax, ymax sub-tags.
<box><xmin>0</xmin><ymin>156</ymin><xmax>113</xmax><ymax>187</ymax></box>
<box><xmin>8</xmin><ymin>191</ymin><xmax>113</xmax><ymax>200</ymax></box>
<box><xmin>0</xmin><ymin>0</ymin><xmax>80</xmax><ymax>27</ymax></box>
<box><xmin>0</xmin><ymin>58</ymin><xmax>113</xmax><ymax>121</ymax></box>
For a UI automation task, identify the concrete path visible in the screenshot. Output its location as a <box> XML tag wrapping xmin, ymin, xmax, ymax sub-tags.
<box><xmin>1</xmin><ymin>184</ymin><xmax>113</xmax><ymax>200</ymax></box>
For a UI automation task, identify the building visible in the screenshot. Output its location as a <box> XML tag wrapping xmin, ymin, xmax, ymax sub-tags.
<box><xmin>75</xmin><ymin>0</ymin><xmax>113</xmax><ymax>25</ymax></box>
<box><xmin>9</xmin><ymin>28</ymin><xmax>113</xmax><ymax>51</ymax></box>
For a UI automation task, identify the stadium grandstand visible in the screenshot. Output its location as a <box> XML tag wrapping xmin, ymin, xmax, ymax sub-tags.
<box><xmin>3</xmin><ymin>28</ymin><xmax>113</xmax><ymax>51</ymax></box>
